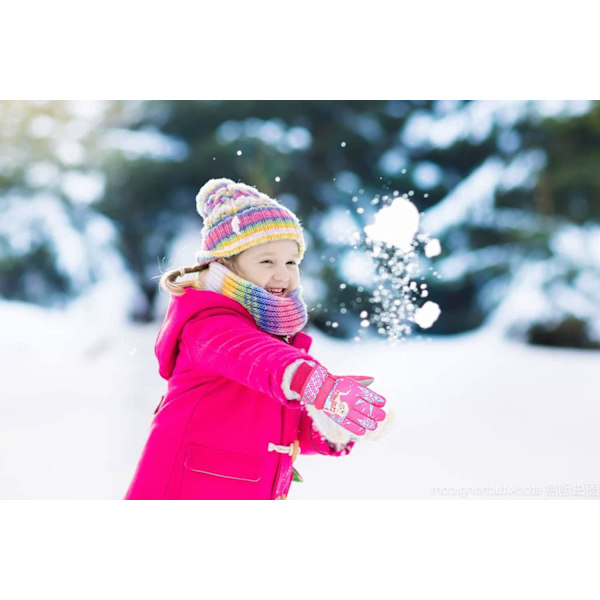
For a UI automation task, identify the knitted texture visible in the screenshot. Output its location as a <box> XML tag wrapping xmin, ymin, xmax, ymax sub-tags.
<box><xmin>300</xmin><ymin>365</ymin><xmax>329</xmax><ymax>406</ymax></box>
<box><xmin>195</xmin><ymin>178</ymin><xmax>306</xmax><ymax>267</ymax></box>
<box><xmin>196</xmin><ymin>261</ymin><xmax>308</xmax><ymax>336</ymax></box>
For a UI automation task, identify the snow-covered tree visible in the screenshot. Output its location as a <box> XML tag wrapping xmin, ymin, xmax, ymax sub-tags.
<box><xmin>3</xmin><ymin>100</ymin><xmax>598</xmax><ymax>346</ymax></box>
<box><xmin>414</xmin><ymin>101</ymin><xmax>600</xmax><ymax>346</ymax></box>
<box><xmin>0</xmin><ymin>101</ymin><xmax>131</xmax><ymax>306</ymax></box>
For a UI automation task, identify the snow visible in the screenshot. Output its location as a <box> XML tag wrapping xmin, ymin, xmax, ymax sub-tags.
<box><xmin>0</xmin><ymin>187</ymin><xmax>135</xmax><ymax>308</ymax></box>
<box><xmin>362</xmin><ymin>196</ymin><xmax>443</xmax><ymax>339</ymax></box>
<box><xmin>339</xmin><ymin>250</ymin><xmax>376</xmax><ymax>286</ymax></box>
<box><xmin>99</xmin><ymin>126</ymin><xmax>188</xmax><ymax>162</ymax></box>
<box><xmin>1</xmin><ymin>297</ymin><xmax>598</xmax><ymax>499</ymax></box>
<box><xmin>215</xmin><ymin>118</ymin><xmax>312</xmax><ymax>152</ymax></box>
<box><xmin>413</xmin><ymin>301</ymin><xmax>441</xmax><ymax>329</ymax></box>
<box><xmin>418</xmin><ymin>150</ymin><xmax>547</xmax><ymax>238</ymax></box>
<box><xmin>470</xmin><ymin>221</ymin><xmax>600</xmax><ymax>339</ymax></box>
<box><xmin>413</xmin><ymin>161</ymin><xmax>443</xmax><ymax>189</ymax></box>
<box><xmin>317</xmin><ymin>207</ymin><xmax>361</xmax><ymax>246</ymax></box>
<box><xmin>60</xmin><ymin>170</ymin><xmax>106</xmax><ymax>205</ymax></box>
<box><xmin>424</xmin><ymin>238</ymin><xmax>441</xmax><ymax>258</ymax></box>
<box><xmin>401</xmin><ymin>100</ymin><xmax>592</xmax><ymax>151</ymax></box>
<box><xmin>25</xmin><ymin>161</ymin><xmax>62</xmax><ymax>188</ymax></box>
<box><xmin>378</xmin><ymin>147</ymin><xmax>408</xmax><ymax>174</ymax></box>
<box><xmin>420</xmin><ymin>156</ymin><xmax>504</xmax><ymax>236</ymax></box>
<box><xmin>294</xmin><ymin>327</ymin><xmax>600</xmax><ymax>500</ymax></box>
<box><xmin>364</xmin><ymin>197</ymin><xmax>420</xmax><ymax>252</ymax></box>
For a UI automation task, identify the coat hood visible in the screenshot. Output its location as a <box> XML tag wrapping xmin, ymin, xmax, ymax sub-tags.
<box><xmin>155</xmin><ymin>288</ymin><xmax>311</xmax><ymax>379</ymax></box>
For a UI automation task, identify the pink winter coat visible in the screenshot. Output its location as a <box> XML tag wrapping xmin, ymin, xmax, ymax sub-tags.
<box><xmin>124</xmin><ymin>288</ymin><xmax>353</xmax><ymax>500</ymax></box>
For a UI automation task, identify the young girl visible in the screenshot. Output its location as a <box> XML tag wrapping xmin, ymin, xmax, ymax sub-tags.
<box><xmin>124</xmin><ymin>177</ymin><xmax>387</xmax><ymax>500</ymax></box>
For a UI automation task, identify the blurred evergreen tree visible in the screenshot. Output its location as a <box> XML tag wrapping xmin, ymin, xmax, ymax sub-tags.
<box><xmin>3</xmin><ymin>100</ymin><xmax>599</xmax><ymax>347</ymax></box>
<box><xmin>507</xmin><ymin>103</ymin><xmax>600</xmax><ymax>346</ymax></box>
<box><xmin>0</xmin><ymin>100</ymin><xmax>129</xmax><ymax>305</ymax></box>
<box><xmin>386</xmin><ymin>100</ymin><xmax>600</xmax><ymax>345</ymax></box>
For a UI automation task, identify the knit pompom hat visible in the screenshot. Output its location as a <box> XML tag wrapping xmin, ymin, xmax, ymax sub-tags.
<box><xmin>195</xmin><ymin>178</ymin><xmax>306</xmax><ymax>267</ymax></box>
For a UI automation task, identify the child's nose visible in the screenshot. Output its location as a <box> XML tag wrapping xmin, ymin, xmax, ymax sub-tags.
<box><xmin>273</xmin><ymin>266</ymin><xmax>288</xmax><ymax>282</ymax></box>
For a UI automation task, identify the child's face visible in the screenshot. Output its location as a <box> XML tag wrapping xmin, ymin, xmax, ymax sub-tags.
<box><xmin>221</xmin><ymin>239</ymin><xmax>300</xmax><ymax>298</ymax></box>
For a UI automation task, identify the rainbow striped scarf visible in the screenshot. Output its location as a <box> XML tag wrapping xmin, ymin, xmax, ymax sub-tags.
<box><xmin>196</xmin><ymin>261</ymin><xmax>308</xmax><ymax>336</ymax></box>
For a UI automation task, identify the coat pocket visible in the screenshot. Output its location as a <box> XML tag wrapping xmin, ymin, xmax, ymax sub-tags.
<box><xmin>178</xmin><ymin>444</ymin><xmax>265</xmax><ymax>499</ymax></box>
<box><xmin>184</xmin><ymin>444</ymin><xmax>264</xmax><ymax>482</ymax></box>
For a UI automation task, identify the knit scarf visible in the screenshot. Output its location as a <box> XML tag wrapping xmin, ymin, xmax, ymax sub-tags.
<box><xmin>195</xmin><ymin>261</ymin><xmax>308</xmax><ymax>336</ymax></box>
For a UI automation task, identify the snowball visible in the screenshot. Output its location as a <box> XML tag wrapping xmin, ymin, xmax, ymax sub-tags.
<box><xmin>413</xmin><ymin>301</ymin><xmax>441</xmax><ymax>329</ymax></box>
<box><xmin>424</xmin><ymin>238</ymin><xmax>442</xmax><ymax>258</ymax></box>
<box><xmin>364</xmin><ymin>197</ymin><xmax>420</xmax><ymax>253</ymax></box>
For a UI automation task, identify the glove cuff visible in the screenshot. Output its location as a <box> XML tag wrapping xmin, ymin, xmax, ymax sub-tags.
<box><xmin>290</xmin><ymin>361</ymin><xmax>317</xmax><ymax>394</ymax></box>
<box><xmin>290</xmin><ymin>362</ymin><xmax>334</xmax><ymax>409</ymax></box>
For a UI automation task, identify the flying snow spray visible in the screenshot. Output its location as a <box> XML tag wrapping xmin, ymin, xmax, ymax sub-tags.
<box><xmin>361</xmin><ymin>192</ymin><xmax>442</xmax><ymax>343</ymax></box>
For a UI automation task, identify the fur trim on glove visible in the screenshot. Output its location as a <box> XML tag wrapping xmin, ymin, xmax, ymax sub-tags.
<box><xmin>305</xmin><ymin>403</ymin><xmax>355</xmax><ymax>446</ymax></box>
<box><xmin>307</xmin><ymin>402</ymin><xmax>394</xmax><ymax>445</ymax></box>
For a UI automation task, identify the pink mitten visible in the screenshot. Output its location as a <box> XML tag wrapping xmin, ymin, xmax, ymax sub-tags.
<box><xmin>290</xmin><ymin>362</ymin><xmax>386</xmax><ymax>436</ymax></box>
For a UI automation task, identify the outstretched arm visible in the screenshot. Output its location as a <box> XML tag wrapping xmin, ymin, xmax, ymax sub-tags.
<box><xmin>182</xmin><ymin>308</ymin><xmax>316</xmax><ymax>405</ymax></box>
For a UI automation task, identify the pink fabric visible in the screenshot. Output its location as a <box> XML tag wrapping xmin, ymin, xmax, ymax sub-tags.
<box><xmin>124</xmin><ymin>288</ymin><xmax>352</xmax><ymax>500</ymax></box>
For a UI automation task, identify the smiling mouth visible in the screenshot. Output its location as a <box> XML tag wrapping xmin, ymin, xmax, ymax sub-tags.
<box><xmin>266</xmin><ymin>287</ymin><xmax>287</xmax><ymax>296</ymax></box>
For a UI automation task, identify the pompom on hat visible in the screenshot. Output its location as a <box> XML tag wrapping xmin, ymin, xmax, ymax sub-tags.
<box><xmin>195</xmin><ymin>178</ymin><xmax>306</xmax><ymax>267</ymax></box>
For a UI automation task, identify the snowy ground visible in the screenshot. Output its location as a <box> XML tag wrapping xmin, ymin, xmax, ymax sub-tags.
<box><xmin>1</xmin><ymin>299</ymin><xmax>598</xmax><ymax>500</ymax></box>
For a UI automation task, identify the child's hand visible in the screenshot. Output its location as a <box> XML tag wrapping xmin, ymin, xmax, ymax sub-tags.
<box><xmin>290</xmin><ymin>363</ymin><xmax>386</xmax><ymax>436</ymax></box>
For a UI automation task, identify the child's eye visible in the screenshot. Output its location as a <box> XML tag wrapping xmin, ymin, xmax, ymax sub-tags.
<box><xmin>261</xmin><ymin>260</ymin><xmax>272</xmax><ymax>264</ymax></box>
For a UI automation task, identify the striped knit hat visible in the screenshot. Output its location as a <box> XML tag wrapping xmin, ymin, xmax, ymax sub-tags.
<box><xmin>195</xmin><ymin>178</ymin><xmax>306</xmax><ymax>267</ymax></box>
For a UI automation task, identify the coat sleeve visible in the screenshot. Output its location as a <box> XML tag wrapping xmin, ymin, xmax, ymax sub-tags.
<box><xmin>181</xmin><ymin>306</ymin><xmax>317</xmax><ymax>405</ymax></box>
<box><xmin>297</xmin><ymin>405</ymin><xmax>356</xmax><ymax>456</ymax></box>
